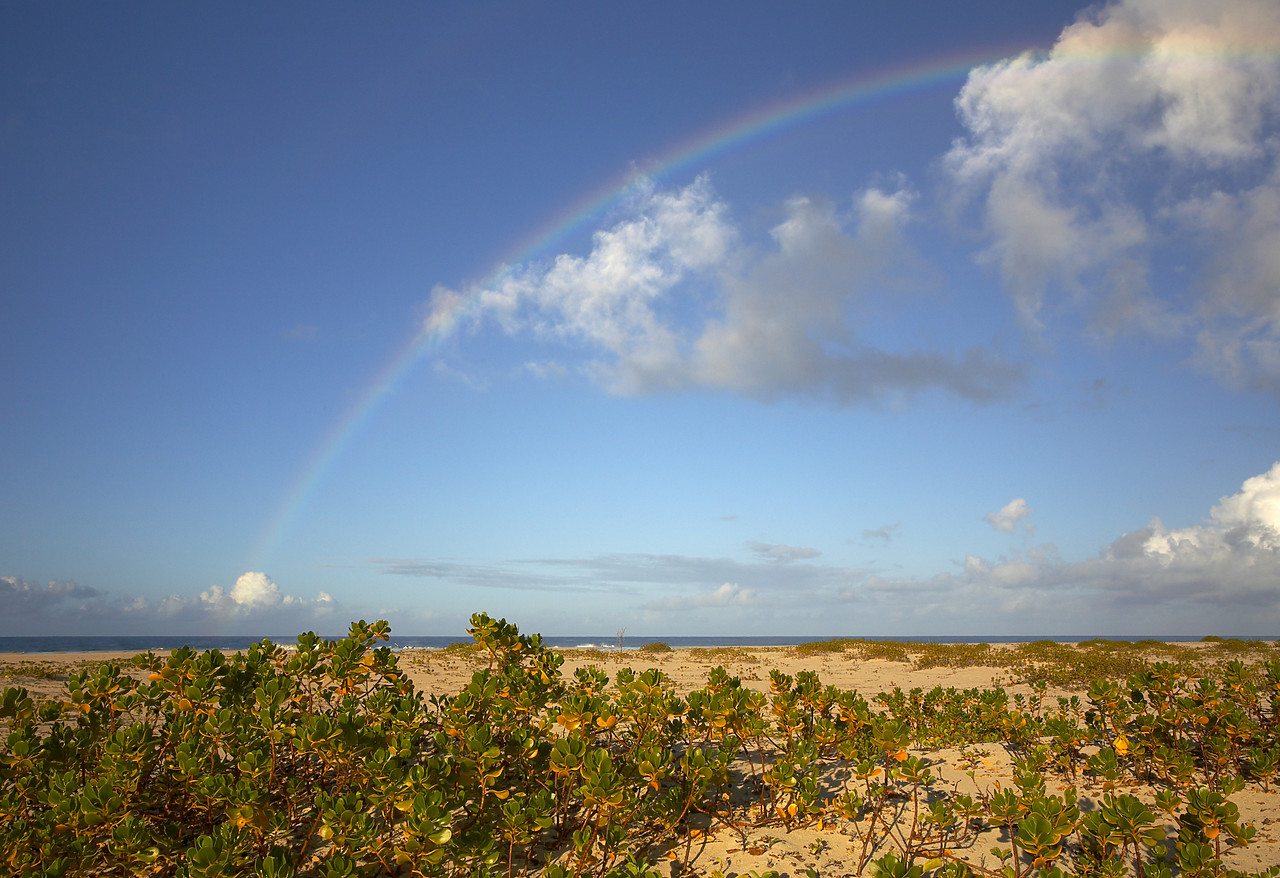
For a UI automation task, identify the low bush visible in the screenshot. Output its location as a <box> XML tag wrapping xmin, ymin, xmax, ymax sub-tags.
<box><xmin>3</xmin><ymin>616</ymin><xmax>1279</xmax><ymax>877</ymax></box>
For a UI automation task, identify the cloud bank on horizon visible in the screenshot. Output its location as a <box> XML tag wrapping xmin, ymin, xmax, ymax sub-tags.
<box><xmin>7</xmin><ymin>461</ymin><xmax>1279</xmax><ymax>635</ymax></box>
<box><xmin>0</xmin><ymin>573</ymin><xmax>337</xmax><ymax>637</ymax></box>
<box><xmin>3</xmin><ymin>0</ymin><xmax>1279</xmax><ymax>638</ymax></box>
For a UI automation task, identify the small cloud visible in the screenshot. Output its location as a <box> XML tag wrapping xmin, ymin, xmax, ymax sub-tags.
<box><xmin>986</xmin><ymin>498</ymin><xmax>1034</xmax><ymax>534</ymax></box>
<box><xmin>229</xmin><ymin>571</ymin><xmax>281</xmax><ymax>607</ymax></box>
<box><xmin>641</xmin><ymin>582</ymin><xmax>755</xmax><ymax>612</ymax></box>
<box><xmin>431</xmin><ymin>359</ymin><xmax>489</xmax><ymax>390</ymax></box>
<box><xmin>285</xmin><ymin>323</ymin><xmax>319</xmax><ymax>341</ymax></box>
<box><xmin>861</xmin><ymin>523</ymin><xmax>901</xmax><ymax>543</ymax></box>
<box><xmin>747</xmin><ymin>542</ymin><xmax>821</xmax><ymax>562</ymax></box>
<box><xmin>986</xmin><ymin>559</ymin><xmax>1038</xmax><ymax>588</ymax></box>
<box><xmin>522</xmin><ymin>360</ymin><xmax>569</xmax><ymax>381</ymax></box>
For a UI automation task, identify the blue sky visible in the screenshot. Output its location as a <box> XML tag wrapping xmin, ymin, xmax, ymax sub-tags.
<box><xmin>3</xmin><ymin>0</ymin><xmax>1279</xmax><ymax>637</ymax></box>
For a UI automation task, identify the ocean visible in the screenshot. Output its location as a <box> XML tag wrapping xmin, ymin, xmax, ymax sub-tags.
<box><xmin>0</xmin><ymin>633</ymin><xmax>1208</xmax><ymax>654</ymax></box>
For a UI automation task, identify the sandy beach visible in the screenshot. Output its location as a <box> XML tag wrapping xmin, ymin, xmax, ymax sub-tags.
<box><xmin>2</xmin><ymin>640</ymin><xmax>1277</xmax><ymax>876</ymax></box>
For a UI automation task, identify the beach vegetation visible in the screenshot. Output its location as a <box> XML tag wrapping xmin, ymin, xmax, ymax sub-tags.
<box><xmin>790</xmin><ymin>638</ymin><xmax>857</xmax><ymax>657</ymax></box>
<box><xmin>0</xmin><ymin>660</ymin><xmax>72</xmax><ymax>682</ymax></box>
<box><xmin>686</xmin><ymin>646</ymin><xmax>759</xmax><ymax>664</ymax></box>
<box><xmin>2</xmin><ymin>618</ymin><xmax>1279</xmax><ymax>877</ymax></box>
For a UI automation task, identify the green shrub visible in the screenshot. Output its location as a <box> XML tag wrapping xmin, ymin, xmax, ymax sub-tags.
<box><xmin>687</xmin><ymin>646</ymin><xmax>759</xmax><ymax>663</ymax></box>
<box><xmin>791</xmin><ymin>638</ymin><xmax>857</xmax><ymax>657</ymax></box>
<box><xmin>4</xmin><ymin>614</ymin><xmax>1277</xmax><ymax>878</ymax></box>
<box><xmin>913</xmin><ymin>642</ymin><xmax>992</xmax><ymax>670</ymax></box>
<box><xmin>858</xmin><ymin>639</ymin><xmax>912</xmax><ymax>663</ymax></box>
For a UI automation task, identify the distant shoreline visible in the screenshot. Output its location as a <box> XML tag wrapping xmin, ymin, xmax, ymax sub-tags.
<box><xmin>0</xmin><ymin>632</ymin><xmax>1261</xmax><ymax>655</ymax></box>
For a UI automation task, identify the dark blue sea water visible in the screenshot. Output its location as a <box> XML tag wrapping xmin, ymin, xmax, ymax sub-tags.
<box><xmin>0</xmin><ymin>633</ymin><xmax>1207</xmax><ymax>654</ymax></box>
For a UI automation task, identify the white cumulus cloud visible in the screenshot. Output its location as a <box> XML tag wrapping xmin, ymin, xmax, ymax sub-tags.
<box><xmin>986</xmin><ymin>498</ymin><xmax>1034</xmax><ymax>534</ymax></box>
<box><xmin>1115</xmin><ymin>462</ymin><xmax>1280</xmax><ymax>562</ymax></box>
<box><xmin>946</xmin><ymin>0</ymin><xmax>1280</xmax><ymax>385</ymax></box>
<box><xmin>199</xmin><ymin>572</ymin><xmax>330</xmax><ymax>617</ymax></box>
<box><xmin>231</xmin><ymin>571</ymin><xmax>283</xmax><ymax>607</ymax></box>
<box><xmin>943</xmin><ymin>462</ymin><xmax>1280</xmax><ymax>630</ymax></box>
<box><xmin>427</xmin><ymin>176</ymin><xmax>1021</xmax><ymax>404</ymax></box>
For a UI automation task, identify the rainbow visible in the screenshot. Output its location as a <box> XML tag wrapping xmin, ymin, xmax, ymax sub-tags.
<box><xmin>247</xmin><ymin>44</ymin><xmax>1039</xmax><ymax>568</ymax></box>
